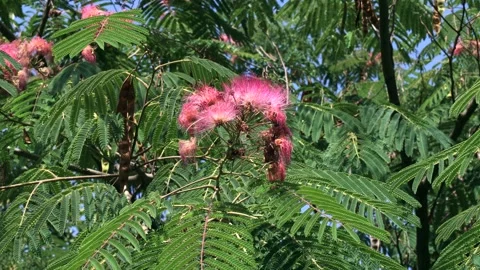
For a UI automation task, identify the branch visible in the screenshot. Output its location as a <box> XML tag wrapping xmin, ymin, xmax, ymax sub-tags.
<box><xmin>130</xmin><ymin>67</ymin><xmax>157</xmax><ymax>158</ymax></box>
<box><xmin>446</xmin><ymin>0</ymin><xmax>467</xmax><ymax>103</ymax></box>
<box><xmin>160</xmin><ymin>175</ymin><xmax>216</xmax><ymax>199</ymax></box>
<box><xmin>271</xmin><ymin>42</ymin><xmax>290</xmax><ymax>104</ymax></box>
<box><xmin>379</xmin><ymin>0</ymin><xmax>400</xmax><ymax>105</ymax></box>
<box><xmin>37</xmin><ymin>0</ymin><xmax>53</xmax><ymax>37</ymax></box>
<box><xmin>12</xmin><ymin>148</ymin><xmax>107</xmax><ymax>175</ymax></box>
<box><xmin>0</xmin><ymin>20</ymin><xmax>15</xmax><ymax>41</ymax></box>
<box><xmin>0</xmin><ymin>174</ymin><xmax>118</xmax><ymax>190</ymax></box>
<box><xmin>200</xmin><ymin>203</ymin><xmax>213</xmax><ymax>270</ymax></box>
<box><xmin>0</xmin><ymin>110</ymin><xmax>32</xmax><ymax>126</ymax></box>
<box><xmin>449</xmin><ymin>100</ymin><xmax>478</xmax><ymax>140</ymax></box>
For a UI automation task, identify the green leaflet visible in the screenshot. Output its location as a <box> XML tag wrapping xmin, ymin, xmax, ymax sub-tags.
<box><xmin>52</xmin><ymin>10</ymin><xmax>148</xmax><ymax>60</ymax></box>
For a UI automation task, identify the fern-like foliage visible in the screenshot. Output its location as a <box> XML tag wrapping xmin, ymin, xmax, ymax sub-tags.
<box><xmin>389</xmin><ymin>129</ymin><xmax>480</xmax><ymax>191</ymax></box>
<box><xmin>450</xmin><ymin>78</ymin><xmax>480</xmax><ymax>117</ymax></box>
<box><xmin>52</xmin><ymin>10</ymin><xmax>148</xmax><ymax>60</ymax></box>
<box><xmin>34</xmin><ymin>69</ymin><xmax>127</xmax><ymax>144</ymax></box>
<box><xmin>46</xmin><ymin>194</ymin><xmax>161</xmax><ymax>270</ymax></box>
<box><xmin>0</xmin><ymin>181</ymin><xmax>127</xmax><ymax>259</ymax></box>
<box><xmin>433</xmin><ymin>222</ymin><xmax>480</xmax><ymax>269</ymax></box>
<box><xmin>156</xmin><ymin>204</ymin><xmax>258</xmax><ymax>269</ymax></box>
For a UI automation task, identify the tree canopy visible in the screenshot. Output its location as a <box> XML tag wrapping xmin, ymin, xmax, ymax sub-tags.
<box><xmin>1</xmin><ymin>0</ymin><xmax>480</xmax><ymax>269</ymax></box>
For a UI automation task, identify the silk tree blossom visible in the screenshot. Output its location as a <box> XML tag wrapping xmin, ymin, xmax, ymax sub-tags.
<box><xmin>275</xmin><ymin>137</ymin><xmax>293</xmax><ymax>165</ymax></box>
<box><xmin>179</xmin><ymin>137</ymin><xmax>197</xmax><ymax>163</ymax></box>
<box><xmin>225</xmin><ymin>76</ymin><xmax>287</xmax><ymax>114</ymax></box>
<box><xmin>15</xmin><ymin>68</ymin><xmax>29</xmax><ymax>91</ymax></box>
<box><xmin>1</xmin><ymin>40</ymin><xmax>30</xmax><ymax>90</ymax></box>
<box><xmin>179</xmin><ymin>85</ymin><xmax>238</xmax><ymax>135</ymax></box>
<box><xmin>204</xmin><ymin>100</ymin><xmax>238</xmax><ymax>126</ymax></box>
<box><xmin>178</xmin><ymin>103</ymin><xmax>209</xmax><ymax>135</ymax></box>
<box><xmin>27</xmin><ymin>36</ymin><xmax>53</xmax><ymax>60</ymax></box>
<box><xmin>267</xmin><ymin>162</ymin><xmax>286</xmax><ymax>182</ymax></box>
<box><xmin>81</xmin><ymin>45</ymin><xmax>96</xmax><ymax>63</ymax></box>
<box><xmin>186</xmin><ymin>86</ymin><xmax>223</xmax><ymax>108</ymax></box>
<box><xmin>453</xmin><ymin>42</ymin><xmax>464</xmax><ymax>56</ymax></box>
<box><xmin>0</xmin><ymin>41</ymin><xmax>29</xmax><ymax>70</ymax></box>
<box><xmin>0</xmin><ymin>42</ymin><xmax>19</xmax><ymax>61</ymax></box>
<box><xmin>177</xmin><ymin>76</ymin><xmax>292</xmax><ymax>182</ymax></box>
<box><xmin>81</xmin><ymin>4</ymin><xmax>111</xmax><ymax>19</ymax></box>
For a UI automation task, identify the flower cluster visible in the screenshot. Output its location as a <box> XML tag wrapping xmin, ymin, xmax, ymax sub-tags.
<box><xmin>0</xmin><ymin>37</ymin><xmax>53</xmax><ymax>91</ymax></box>
<box><xmin>178</xmin><ymin>76</ymin><xmax>293</xmax><ymax>182</ymax></box>
<box><xmin>451</xmin><ymin>39</ymin><xmax>480</xmax><ymax>58</ymax></box>
<box><xmin>81</xmin><ymin>4</ymin><xmax>112</xmax><ymax>19</ymax></box>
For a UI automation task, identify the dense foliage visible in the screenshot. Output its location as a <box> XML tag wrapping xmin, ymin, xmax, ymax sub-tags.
<box><xmin>1</xmin><ymin>0</ymin><xmax>480</xmax><ymax>269</ymax></box>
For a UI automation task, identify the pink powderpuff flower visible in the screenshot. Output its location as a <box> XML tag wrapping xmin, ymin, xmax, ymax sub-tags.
<box><xmin>15</xmin><ymin>68</ymin><xmax>29</xmax><ymax>91</ymax></box>
<box><xmin>178</xmin><ymin>103</ymin><xmax>201</xmax><ymax>133</ymax></box>
<box><xmin>265</xmin><ymin>107</ymin><xmax>287</xmax><ymax>126</ymax></box>
<box><xmin>0</xmin><ymin>41</ymin><xmax>29</xmax><ymax>80</ymax></box>
<box><xmin>81</xmin><ymin>4</ymin><xmax>111</xmax><ymax>19</ymax></box>
<box><xmin>275</xmin><ymin>137</ymin><xmax>293</xmax><ymax>165</ymax></box>
<box><xmin>0</xmin><ymin>42</ymin><xmax>19</xmax><ymax>60</ymax></box>
<box><xmin>178</xmin><ymin>103</ymin><xmax>213</xmax><ymax>135</ymax></box>
<box><xmin>0</xmin><ymin>41</ymin><xmax>29</xmax><ymax>69</ymax></box>
<box><xmin>219</xmin><ymin>33</ymin><xmax>229</xmax><ymax>43</ymax></box>
<box><xmin>0</xmin><ymin>42</ymin><xmax>19</xmax><ymax>74</ymax></box>
<box><xmin>27</xmin><ymin>36</ymin><xmax>53</xmax><ymax>60</ymax></box>
<box><xmin>225</xmin><ymin>76</ymin><xmax>287</xmax><ymax>112</ymax></box>
<box><xmin>82</xmin><ymin>45</ymin><xmax>96</xmax><ymax>63</ymax></box>
<box><xmin>179</xmin><ymin>137</ymin><xmax>197</xmax><ymax>163</ymax></box>
<box><xmin>267</xmin><ymin>162</ymin><xmax>286</xmax><ymax>182</ymax></box>
<box><xmin>453</xmin><ymin>42</ymin><xmax>464</xmax><ymax>56</ymax></box>
<box><xmin>204</xmin><ymin>100</ymin><xmax>238</xmax><ymax>126</ymax></box>
<box><xmin>186</xmin><ymin>86</ymin><xmax>223</xmax><ymax>108</ymax></box>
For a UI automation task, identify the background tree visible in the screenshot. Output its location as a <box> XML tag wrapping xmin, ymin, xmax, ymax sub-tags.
<box><xmin>1</xmin><ymin>0</ymin><xmax>480</xmax><ymax>269</ymax></box>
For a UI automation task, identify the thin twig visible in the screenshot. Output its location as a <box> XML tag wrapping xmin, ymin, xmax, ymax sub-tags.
<box><xmin>271</xmin><ymin>42</ymin><xmax>289</xmax><ymax>104</ymax></box>
<box><xmin>159</xmin><ymin>175</ymin><xmax>217</xmax><ymax>198</ymax></box>
<box><xmin>160</xmin><ymin>185</ymin><xmax>216</xmax><ymax>199</ymax></box>
<box><xmin>154</xmin><ymin>59</ymin><xmax>191</xmax><ymax>71</ymax></box>
<box><xmin>19</xmin><ymin>182</ymin><xmax>42</xmax><ymax>226</ymax></box>
<box><xmin>0</xmin><ymin>174</ymin><xmax>118</xmax><ymax>191</ymax></box>
<box><xmin>130</xmin><ymin>67</ymin><xmax>157</xmax><ymax>158</ymax></box>
<box><xmin>37</xmin><ymin>0</ymin><xmax>53</xmax><ymax>37</ymax></box>
<box><xmin>200</xmin><ymin>203</ymin><xmax>213</xmax><ymax>270</ymax></box>
<box><xmin>0</xmin><ymin>110</ymin><xmax>32</xmax><ymax>126</ymax></box>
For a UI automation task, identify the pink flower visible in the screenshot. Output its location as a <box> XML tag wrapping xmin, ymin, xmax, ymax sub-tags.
<box><xmin>81</xmin><ymin>45</ymin><xmax>96</xmax><ymax>63</ymax></box>
<box><xmin>178</xmin><ymin>103</ymin><xmax>202</xmax><ymax>134</ymax></box>
<box><xmin>27</xmin><ymin>36</ymin><xmax>52</xmax><ymax>60</ymax></box>
<box><xmin>15</xmin><ymin>68</ymin><xmax>29</xmax><ymax>91</ymax></box>
<box><xmin>265</xmin><ymin>108</ymin><xmax>287</xmax><ymax>126</ymax></box>
<box><xmin>219</xmin><ymin>33</ymin><xmax>236</xmax><ymax>45</ymax></box>
<box><xmin>267</xmin><ymin>162</ymin><xmax>286</xmax><ymax>182</ymax></box>
<box><xmin>0</xmin><ymin>42</ymin><xmax>19</xmax><ymax>60</ymax></box>
<box><xmin>204</xmin><ymin>100</ymin><xmax>238</xmax><ymax>126</ymax></box>
<box><xmin>179</xmin><ymin>137</ymin><xmax>197</xmax><ymax>163</ymax></box>
<box><xmin>453</xmin><ymin>42</ymin><xmax>464</xmax><ymax>56</ymax></box>
<box><xmin>81</xmin><ymin>4</ymin><xmax>111</xmax><ymax>19</ymax></box>
<box><xmin>225</xmin><ymin>76</ymin><xmax>287</xmax><ymax>113</ymax></box>
<box><xmin>219</xmin><ymin>33</ymin><xmax>229</xmax><ymax>43</ymax></box>
<box><xmin>0</xmin><ymin>41</ymin><xmax>29</xmax><ymax>69</ymax></box>
<box><xmin>186</xmin><ymin>86</ymin><xmax>222</xmax><ymax>108</ymax></box>
<box><xmin>275</xmin><ymin>137</ymin><xmax>293</xmax><ymax>165</ymax></box>
<box><xmin>0</xmin><ymin>41</ymin><xmax>30</xmax><ymax>81</ymax></box>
